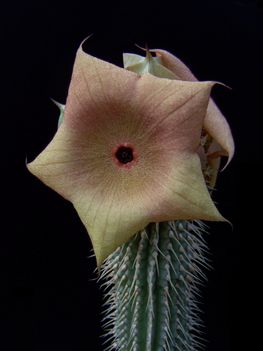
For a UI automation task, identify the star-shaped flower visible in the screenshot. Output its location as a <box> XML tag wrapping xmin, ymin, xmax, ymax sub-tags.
<box><xmin>27</xmin><ymin>43</ymin><xmax>232</xmax><ymax>268</ymax></box>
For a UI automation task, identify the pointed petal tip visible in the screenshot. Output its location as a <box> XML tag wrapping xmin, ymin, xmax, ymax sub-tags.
<box><xmin>225</xmin><ymin>218</ymin><xmax>233</xmax><ymax>229</ymax></box>
<box><xmin>26</xmin><ymin>159</ymin><xmax>37</xmax><ymax>178</ymax></box>
<box><xmin>219</xmin><ymin>213</ymin><xmax>229</xmax><ymax>223</ymax></box>
<box><xmin>206</xmin><ymin>211</ymin><xmax>232</xmax><ymax>230</ymax></box>
<box><xmin>205</xmin><ymin>208</ymin><xmax>226</xmax><ymax>223</ymax></box>
<box><xmin>217</xmin><ymin>134</ymin><xmax>235</xmax><ymax>172</ymax></box>
<box><xmin>203</xmin><ymin>80</ymin><xmax>231</xmax><ymax>93</ymax></box>
<box><xmin>217</xmin><ymin>214</ymin><xmax>233</xmax><ymax>230</ymax></box>
<box><xmin>26</xmin><ymin>156</ymin><xmax>46</xmax><ymax>181</ymax></box>
<box><xmin>79</xmin><ymin>34</ymin><xmax>94</xmax><ymax>50</ymax></box>
<box><xmin>76</xmin><ymin>34</ymin><xmax>95</xmax><ymax>59</ymax></box>
<box><xmin>26</xmin><ymin>155</ymin><xmax>39</xmax><ymax>178</ymax></box>
<box><xmin>220</xmin><ymin>156</ymin><xmax>233</xmax><ymax>172</ymax></box>
<box><xmin>50</xmin><ymin>98</ymin><xmax>65</xmax><ymax>111</ymax></box>
<box><xmin>26</xmin><ymin>159</ymin><xmax>32</xmax><ymax>171</ymax></box>
<box><xmin>220</xmin><ymin>142</ymin><xmax>235</xmax><ymax>171</ymax></box>
<box><xmin>25</xmin><ymin>154</ymin><xmax>28</xmax><ymax>167</ymax></box>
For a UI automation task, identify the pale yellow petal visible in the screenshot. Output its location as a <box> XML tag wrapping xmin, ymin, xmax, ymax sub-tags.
<box><xmin>27</xmin><ymin>125</ymin><xmax>92</xmax><ymax>200</ymax></box>
<box><xmin>71</xmin><ymin>185</ymin><xmax>150</xmax><ymax>269</ymax></box>
<box><xmin>148</xmin><ymin>153</ymin><xmax>225</xmax><ymax>222</ymax></box>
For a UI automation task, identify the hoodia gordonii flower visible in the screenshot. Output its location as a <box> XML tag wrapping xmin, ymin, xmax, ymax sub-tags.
<box><xmin>27</xmin><ymin>42</ymin><xmax>234</xmax><ymax>269</ymax></box>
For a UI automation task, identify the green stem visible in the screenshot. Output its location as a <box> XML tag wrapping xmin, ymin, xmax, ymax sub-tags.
<box><xmin>99</xmin><ymin>220</ymin><xmax>210</xmax><ymax>351</ymax></box>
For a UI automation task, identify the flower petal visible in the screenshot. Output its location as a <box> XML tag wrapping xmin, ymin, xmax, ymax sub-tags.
<box><xmin>64</xmin><ymin>44</ymin><xmax>140</xmax><ymax>131</ymax></box>
<box><xmin>71</xmin><ymin>182</ymin><xmax>150</xmax><ymax>268</ymax></box>
<box><xmin>148</xmin><ymin>153</ymin><xmax>225</xmax><ymax>222</ymax></box>
<box><xmin>206</xmin><ymin>99</ymin><xmax>234</xmax><ymax>169</ymax></box>
<box><xmin>150</xmin><ymin>49</ymin><xmax>235</xmax><ymax>167</ymax></box>
<box><xmin>132</xmin><ymin>75</ymin><xmax>217</xmax><ymax>153</ymax></box>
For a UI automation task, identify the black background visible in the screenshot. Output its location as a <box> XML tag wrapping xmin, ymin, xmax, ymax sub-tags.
<box><xmin>1</xmin><ymin>1</ymin><xmax>260</xmax><ymax>350</ymax></box>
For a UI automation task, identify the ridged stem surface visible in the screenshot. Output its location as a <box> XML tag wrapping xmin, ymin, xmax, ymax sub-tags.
<box><xmin>99</xmin><ymin>220</ymin><xmax>210</xmax><ymax>351</ymax></box>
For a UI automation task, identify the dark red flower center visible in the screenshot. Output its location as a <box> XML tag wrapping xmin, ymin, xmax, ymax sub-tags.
<box><xmin>115</xmin><ymin>146</ymin><xmax>134</xmax><ymax>164</ymax></box>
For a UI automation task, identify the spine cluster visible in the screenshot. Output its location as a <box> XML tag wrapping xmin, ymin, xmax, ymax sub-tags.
<box><xmin>98</xmin><ymin>220</ymin><xmax>211</xmax><ymax>351</ymax></box>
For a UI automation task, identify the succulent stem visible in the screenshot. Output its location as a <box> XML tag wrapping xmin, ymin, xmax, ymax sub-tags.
<box><xmin>99</xmin><ymin>220</ymin><xmax>210</xmax><ymax>351</ymax></box>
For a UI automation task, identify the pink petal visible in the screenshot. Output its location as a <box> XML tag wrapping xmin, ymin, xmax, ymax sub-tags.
<box><xmin>151</xmin><ymin>49</ymin><xmax>235</xmax><ymax>167</ymax></box>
